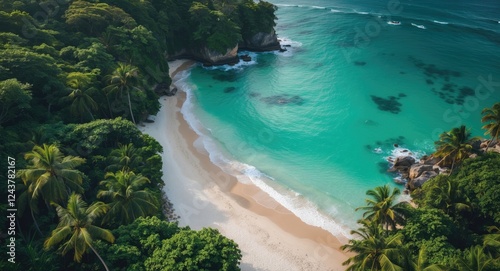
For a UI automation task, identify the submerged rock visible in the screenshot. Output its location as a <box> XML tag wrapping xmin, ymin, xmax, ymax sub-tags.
<box><xmin>260</xmin><ymin>95</ymin><xmax>305</xmax><ymax>106</ymax></box>
<box><xmin>224</xmin><ymin>86</ymin><xmax>237</xmax><ymax>93</ymax></box>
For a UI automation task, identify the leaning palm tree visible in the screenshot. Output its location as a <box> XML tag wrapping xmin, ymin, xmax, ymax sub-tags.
<box><xmin>97</xmin><ymin>170</ymin><xmax>159</xmax><ymax>225</ymax></box>
<box><xmin>44</xmin><ymin>193</ymin><xmax>114</xmax><ymax>271</ymax></box>
<box><xmin>16</xmin><ymin>179</ymin><xmax>42</xmax><ymax>235</ymax></box>
<box><xmin>65</xmin><ymin>78</ymin><xmax>98</xmax><ymax>121</ymax></box>
<box><xmin>341</xmin><ymin>219</ymin><xmax>406</xmax><ymax>270</ymax></box>
<box><xmin>17</xmin><ymin>144</ymin><xmax>85</xmax><ymax>205</ymax></box>
<box><xmin>356</xmin><ymin>185</ymin><xmax>409</xmax><ymax>231</ymax></box>
<box><xmin>481</xmin><ymin>103</ymin><xmax>500</xmax><ymax>151</ymax></box>
<box><xmin>434</xmin><ymin>125</ymin><xmax>478</xmax><ymax>171</ymax></box>
<box><xmin>105</xmin><ymin>63</ymin><xmax>141</xmax><ymax>124</ymax></box>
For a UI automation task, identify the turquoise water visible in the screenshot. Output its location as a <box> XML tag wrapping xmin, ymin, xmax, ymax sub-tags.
<box><xmin>177</xmin><ymin>0</ymin><xmax>500</xmax><ymax>236</ymax></box>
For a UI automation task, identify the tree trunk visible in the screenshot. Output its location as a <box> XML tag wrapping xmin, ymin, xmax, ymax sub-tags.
<box><xmin>126</xmin><ymin>90</ymin><xmax>136</xmax><ymax>124</ymax></box>
<box><xmin>85</xmin><ymin>104</ymin><xmax>95</xmax><ymax>121</ymax></box>
<box><xmin>31</xmin><ymin>208</ymin><xmax>43</xmax><ymax>236</ymax></box>
<box><xmin>89</xmin><ymin>244</ymin><xmax>110</xmax><ymax>271</ymax></box>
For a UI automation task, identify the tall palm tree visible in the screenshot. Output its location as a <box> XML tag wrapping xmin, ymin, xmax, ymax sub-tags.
<box><xmin>44</xmin><ymin>193</ymin><xmax>114</xmax><ymax>271</ymax></box>
<box><xmin>105</xmin><ymin>63</ymin><xmax>141</xmax><ymax>124</ymax></box>
<box><xmin>356</xmin><ymin>185</ymin><xmax>409</xmax><ymax>231</ymax></box>
<box><xmin>105</xmin><ymin>143</ymin><xmax>143</xmax><ymax>173</ymax></box>
<box><xmin>481</xmin><ymin>103</ymin><xmax>500</xmax><ymax>151</ymax></box>
<box><xmin>17</xmin><ymin>144</ymin><xmax>85</xmax><ymax>205</ymax></box>
<box><xmin>434</xmin><ymin>125</ymin><xmax>478</xmax><ymax>171</ymax></box>
<box><xmin>341</xmin><ymin>219</ymin><xmax>406</xmax><ymax>270</ymax></box>
<box><xmin>16</xmin><ymin>180</ymin><xmax>42</xmax><ymax>235</ymax></box>
<box><xmin>65</xmin><ymin>78</ymin><xmax>98</xmax><ymax>121</ymax></box>
<box><xmin>97</xmin><ymin>170</ymin><xmax>159</xmax><ymax>225</ymax></box>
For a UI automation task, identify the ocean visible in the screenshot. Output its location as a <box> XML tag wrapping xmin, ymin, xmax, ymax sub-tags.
<box><xmin>175</xmin><ymin>0</ymin><xmax>500</xmax><ymax>237</ymax></box>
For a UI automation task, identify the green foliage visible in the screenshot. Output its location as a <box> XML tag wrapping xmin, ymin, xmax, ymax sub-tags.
<box><xmin>65</xmin><ymin>0</ymin><xmax>137</xmax><ymax>36</ymax></box>
<box><xmin>433</xmin><ymin>125</ymin><xmax>478</xmax><ymax>170</ymax></box>
<box><xmin>0</xmin><ymin>78</ymin><xmax>32</xmax><ymax>125</ymax></box>
<box><xmin>481</xmin><ymin>102</ymin><xmax>500</xmax><ymax>144</ymax></box>
<box><xmin>356</xmin><ymin>185</ymin><xmax>410</xmax><ymax>231</ymax></box>
<box><xmin>64</xmin><ymin>117</ymin><xmax>143</xmax><ymax>156</ymax></box>
<box><xmin>341</xmin><ymin>219</ymin><xmax>407</xmax><ymax>270</ymax></box>
<box><xmin>145</xmin><ymin>227</ymin><xmax>242</xmax><ymax>271</ymax></box>
<box><xmin>98</xmin><ymin>170</ymin><xmax>159</xmax><ymax>225</ymax></box>
<box><xmin>238</xmin><ymin>0</ymin><xmax>277</xmax><ymax>38</ymax></box>
<box><xmin>402</xmin><ymin>208</ymin><xmax>455</xmax><ymax>244</ymax></box>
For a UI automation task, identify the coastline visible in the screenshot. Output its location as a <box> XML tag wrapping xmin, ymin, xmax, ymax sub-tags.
<box><xmin>140</xmin><ymin>60</ymin><xmax>352</xmax><ymax>271</ymax></box>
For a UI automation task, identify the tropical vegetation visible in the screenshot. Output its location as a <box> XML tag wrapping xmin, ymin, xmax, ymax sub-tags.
<box><xmin>0</xmin><ymin>0</ymin><xmax>279</xmax><ymax>270</ymax></box>
<box><xmin>343</xmin><ymin>107</ymin><xmax>500</xmax><ymax>270</ymax></box>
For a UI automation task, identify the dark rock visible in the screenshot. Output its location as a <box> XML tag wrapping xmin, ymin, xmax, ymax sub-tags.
<box><xmin>283</xmin><ymin>44</ymin><xmax>292</xmax><ymax>47</ymax></box>
<box><xmin>409</xmin><ymin>164</ymin><xmax>435</xmax><ymax>180</ymax></box>
<box><xmin>240</xmin><ymin>54</ymin><xmax>252</xmax><ymax>62</ymax></box>
<box><xmin>260</xmin><ymin>95</ymin><xmax>305</xmax><ymax>106</ymax></box>
<box><xmin>249</xmin><ymin>92</ymin><xmax>261</xmax><ymax>98</ymax></box>
<box><xmin>408</xmin><ymin>171</ymin><xmax>438</xmax><ymax>189</ymax></box>
<box><xmin>354</xmin><ymin>61</ymin><xmax>367</xmax><ymax>66</ymax></box>
<box><xmin>279</xmin><ymin>48</ymin><xmax>287</xmax><ymax>52</ymax></box>
<box><xmin>240</xmin><ymin>30</ymin><xmax>281</xmax><ymax>51</ymax></box>
<box><xmin>371</xmin><ymin>95</ymin><xmax>403</xmax><ymax>114</ymax></box>
<box><xmin>144</xmin><ymin>118</ymin><xmax>155</xmax><ymax>123</ymax></box>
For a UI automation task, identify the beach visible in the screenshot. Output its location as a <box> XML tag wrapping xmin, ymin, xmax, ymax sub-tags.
<box><xmin>139</xmin><ymin>60</ymin><xmax>351</xmax><ymax>271</ymax></box>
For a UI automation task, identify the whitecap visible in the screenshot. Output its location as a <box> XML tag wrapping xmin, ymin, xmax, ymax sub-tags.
<box><xmin>411</xmin><ymin>23</ymin><xmax>426</xmax><ymax>29</ymax></box>
<box><xmin>433</xmin><ymin>20</ymin><xmax>449</xmax><ymax>25</ymax></box>
<box><xmin>202</xmin><ymin>52</ymin><xmax>258</xmax><ymax>72</ymax></box>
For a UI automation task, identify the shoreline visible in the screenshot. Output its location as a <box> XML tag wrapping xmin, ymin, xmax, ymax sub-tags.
<box><xmin>140</xmin><ymin>60</ymin><xmax>351</xmax><ymax>271</ymax></box>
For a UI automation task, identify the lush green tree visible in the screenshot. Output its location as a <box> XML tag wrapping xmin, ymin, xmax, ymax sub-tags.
<box><xmin>189</xmin><ymin>2</ymin><xmax>241</xmax><ymax>54</ymax></box>
<box><xmin>64</xmin><ymin>117</ymin><xmax>143</xmax><ymax>156</ymax></box>
<box><xmin>65</xmin><ymin>0</ymin><xmax>137</xmax><ymax>36</ymax></box>
<box><xmin>341</xmin><ymin>219</ymin><xmax>406</xmax><ymax>270</ymax></box>
<box><xmin>452</xmin><ymin>154</ymin><xmax>500</xmax><ymax>224</ymax></box>
<box><xmin>63</xmin><ymin>73</ymin><xmax>98</xmax><ymax>121</ymax></box>
<box><xmin>481</xmin><ymin>102</ymin><xmax>500</xmax><ymax>150</ymax></box>
<box><xmin>44</xmin><ymin>193</ymin><xmax>115</xmax><ymax>271</ymax></box>
<box><xmin>106</xmin><ymin>143</ymin><xmax>143</xmax><ymax>172</ymax></box>
<box><xmin>91</xmin><ymin>216</ymin><xmax>181</xmax><ymax>270</ymax></box>
<box><xmin>105</xmin><ymin>63</ymin><xmax>142</xmax><ymax>124</ymax></box>
<box><xmin>18</xmin><ymin>144</ymin><xmax>85</xmax><ymax>205</ymax></box>
<box><xmin>434</xmin><ymin>125</ymin><xmax>478</xmax><ymax>170</ymax></box>
<box><xmin>401</xmin><ymin>208</ymin><xmax>455</xmax><ymax>245</ymax></box>
<box><xmin>0</xmin><ymin>78</ymin><xmax>32</xmax><ymax>125</ymax></box>
<box><xmin>145</xmin><ymin>227</ymin><xmax>242</xmax><ymax>271</ymax></box>
<box><xmin>98</xmin><ymin>170</ymin><xmax>159</xmax><ymax>225</ymax></box>
<box><xmin>356</xmin><ymin>185</ymin><xmax>409</xmax><ymax>231</ymax></box>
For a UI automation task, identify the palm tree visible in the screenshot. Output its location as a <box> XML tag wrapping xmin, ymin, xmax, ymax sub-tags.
<box><xmin>481</xmin><ymin>103</ymin><xmax>500</xmax><ymax>151</ymax></box>
<box><xmin>430</xmin><ymin>179</ymin><xmax>471</xmax><ymax>216</ymax></box>
<box><xmin>65</xmin><ymin>78</ymin><xmax>98</xmax><ymax>121</ymax></box>
<box><xmin>97</xmin><ymin>170</ymin><xmax>159</xmax><ymax>225</ymax></box>
<box><xmin>409</xmin><ymin>245</ymin><xmax>448</xmax><ymax>271</ymax></box>
<box><xmin>16</xmin><ymin>180</ymin><xmax>42</xmax><ymax>235</ymax></box>
<box><xmin>105</xmin><ymin>63</ymin><xmax>141</xmax><ymax>124</ymax></box>
<box><xmin>17</xmin><ymin>144</ymin><xmax>85</xmax><ymax>205</ymax></box>
<box><xmin>105</xmin><ymin>143</ymin><xmax>143</xmax><ymax>173</ymax></box>
<box><xmin>454</xmin><ymin>246</ymin><xmax>494</xmax><ymax>271</ymax></box>
<box><xmin>434</xmin><ymin>125</ymin><xmax>478</xmax><ymax>171</ymax></box>
<box><xmin>356</xmin><ymin>185</ymin><xmax>409</xmax><ymax>231</ymax></box>
<box><xmin>44</xmin><ymin>193</ymin><xmax>114</xmax><ymax>271</ymax></box>
<box><xmin>341</xmin><ymin>219</ymin><xmax>406</xmax><ymax>270</ymax></box>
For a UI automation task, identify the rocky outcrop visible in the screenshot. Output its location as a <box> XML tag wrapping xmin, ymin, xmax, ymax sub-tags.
<box><xmin>408</xmin><ymin>164</ymin><xmax>435</xmax><ymax>180</ymax></box>
<box><xmin>154</xmin><ymin>83</ymin><xmax>177</xmax><ymax>96</ymax></box>
<box><xmin>192</xmin><ymin>45</ymin><xmax>239</xmax><ymax>66</ymax></box>
<box><xmin>240</xmin><ymin>30</ymin><xmax>281</xmax><ymax>51</ymax></box>
<box><xmin>408</xmin><ymin>171</ymin><xmax>439</xmax><ymax>190</ymax></box>
<box><xmin>167</xmin><ymin>45</ymin><xmax>239</xmax><ymax>66</ymax></box>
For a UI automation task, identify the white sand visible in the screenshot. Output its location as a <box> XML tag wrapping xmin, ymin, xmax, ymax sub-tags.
<box><xmin>139</xmin><ymin>60</ymin><xmax>351</xmax><ymax>271</ymax></box>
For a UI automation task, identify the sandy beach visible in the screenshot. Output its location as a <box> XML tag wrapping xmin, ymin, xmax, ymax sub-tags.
<box><xmin>140</xmin><ymin>60</ymin><xmax>351</xmax><ymax>271</ymax></box>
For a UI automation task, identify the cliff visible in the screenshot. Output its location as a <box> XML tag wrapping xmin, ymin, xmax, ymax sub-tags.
<box><xmin>240</xmin><ymin>30</ymin><xmax>281</xmax><ymax>51</ymax></box>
